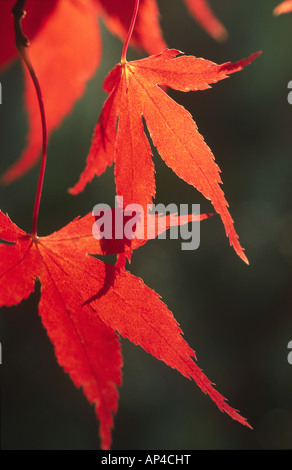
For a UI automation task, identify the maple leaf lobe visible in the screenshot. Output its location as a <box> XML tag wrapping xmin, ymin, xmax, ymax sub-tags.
<box><xmin>0</xmin><ymin>211</ymin><xmax>122</xmax><ymax>450</ymax></box>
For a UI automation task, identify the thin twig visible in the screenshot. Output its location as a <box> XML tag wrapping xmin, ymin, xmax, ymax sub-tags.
<box><xmin>12</xmin><ymin>0</ymin><xmax>48</xmax><ymax>237</ymax></box>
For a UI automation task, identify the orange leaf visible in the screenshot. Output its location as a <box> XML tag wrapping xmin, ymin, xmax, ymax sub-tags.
<box><xmin>0</xmin><ymin>209</ymin><xmax>250</xmax><ymax>448</ymax></box>
<box><xmin>71</xmin><ymin>49</ymin><xmax>261</xmax><ymax>263</ymax></box>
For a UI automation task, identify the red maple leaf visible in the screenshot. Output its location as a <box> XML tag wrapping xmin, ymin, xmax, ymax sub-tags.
<box><xmin>70</xmin><ymin>47</ymin><xmax>261</xmax><ymax>264</ymax></box>
<box><xmin>183</xmin><ymin>0</ymin><xmax>227</xmax><ymax>41</ymax></box>
<box><xmin>0</xmin><ymin>0</ymin><xmax>224</xmax><ymax>184</ymax></box>
<box><xmin>273</xmin><ymin>0</ymin><xmax>292</xmax><ymax>15</ymax></box>
<box><xmin>0</xmin><ymin>208</ymin><xmax>251</xmax><ymax>449</ymax></box>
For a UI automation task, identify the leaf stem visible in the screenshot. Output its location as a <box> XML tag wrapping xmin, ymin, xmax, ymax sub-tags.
<box><xmin>121</xmin><ymin>0</ymin><xmax>140</xmax><ymax>63</ymax></box>
<box><xmin>12</xmin><ymin>1</ymin><xmax>48</xmax><ymax>237</ymax></box>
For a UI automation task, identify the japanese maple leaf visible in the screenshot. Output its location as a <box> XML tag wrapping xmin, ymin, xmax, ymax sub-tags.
<box><xmin>70</xmin><ymin>49</ymin><xmax>261</xmax><ymax>264</ymax></box>
<box><xmin>0</xmin><ymin>209</ymin><xmax>251</xmax><ymax>449</ymax></box>
<box><xmin>273</xmin><ymin>0</ymin><xmax>292</xmax><ymax>15</ymax></box>
<box><xmin>0</xmin><ymin>0</ymin><xmax>224</xmax><ymax>184</ymax></box>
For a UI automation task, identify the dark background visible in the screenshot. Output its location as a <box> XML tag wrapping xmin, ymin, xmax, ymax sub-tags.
<box><xmin>0</xmin><ymin>0</ymin><xmax>292</xmax><ymax>449</ymax></box>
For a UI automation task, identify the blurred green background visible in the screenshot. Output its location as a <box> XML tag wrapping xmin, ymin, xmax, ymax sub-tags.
<box><xmin>0</xmin><ymin>0</ymin><xmax>292</xmax><ymax>450</ymax></box>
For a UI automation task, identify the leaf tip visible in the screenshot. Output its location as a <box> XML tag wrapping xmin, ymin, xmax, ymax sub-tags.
<box><xmin>68</xmin><ymin>186</ymin><xmax>78</xmax><ymax>196</ymax></box>
<box><xmin>241</xmin><ymin>252</ymin><xmax>249</xmax><ymax>266</ymax></box>
<box><xmin>234</xmin><ymin>410</ymin><xmax>253</xmax><ymax>429</ymax></box>
<box><xmin>0</xmin><ymin>171</ymin><xmax>12</xmax><ymax>187</ymax></box>
<box><xmin>273</xmin><ymin>1</ymin><xmax>292</xmax><ymax>15</ymax></box>
<box><xmin>200</xmin><ymin>213</ymin><xmax>214</xmax><ymax>222</ymax></box>
<box><xmin>213</xmin><ymin>26</ymin><xmax>229</xmax><ymax>43</ymax></box>
<box><xmin>234</xmin><ymin>244</ymin><xmax>249</xmax><ymax>265</ymax></box>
